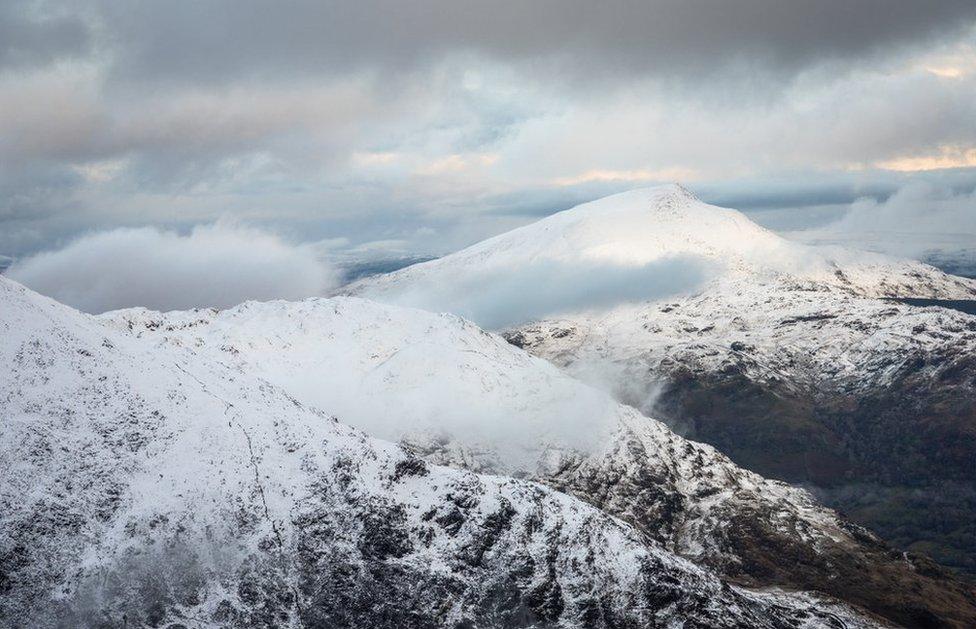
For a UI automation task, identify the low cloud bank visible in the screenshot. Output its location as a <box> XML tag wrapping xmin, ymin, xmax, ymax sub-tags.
<box><xmin>376</xmin><ymin>255</ymin><xmax>715</xmax><ymax>328</ymax></box>
<box><xmin>790</xmin><ymin>182</ymin><xmax>976</xmax><ymax>260</ymax></box>
<box><xmin>9</xmin><ymin>222</ymin><xmax>338</xmax><ymax>313</ymax></box>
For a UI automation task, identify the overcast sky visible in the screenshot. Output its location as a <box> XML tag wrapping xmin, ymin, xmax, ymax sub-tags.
<box><xmin>2</xmin><ymin>0</ymin><xmax>975</xmax><ymax>269</ymax></box>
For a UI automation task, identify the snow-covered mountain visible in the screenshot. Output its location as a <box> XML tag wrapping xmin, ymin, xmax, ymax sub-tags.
<box><xmin>0</xmin><ymin>276</ymin><xmax>892</xmax><ymax>628</ymax></box>
<box><xmin>102</xmin><ymin>294</ymin><xmax>976</xmax><ymax>626</ymax></box>
<box><xmin>346</xmin><ymin>185</ymin><xmax>976</xmax><ymax>307</ymax></box>
<box><xmin>345</xmin><ymin>185</ymin><xmax>976</xmax><ymax>581</ymax></box>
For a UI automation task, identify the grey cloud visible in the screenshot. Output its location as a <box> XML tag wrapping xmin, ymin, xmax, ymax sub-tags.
<box><xmin>0</xmin><ymin>0</ymin><xmax>91</xmax><ymax>69</ymax></box>
<box><xmin>1</xmin><ymin>0</ymin><xmax>975</xmax><ymax>270</ymax></box>
<box><xmin>90</xmin><ymin>1</ymin><xmax>976</xmax><ymax>85</ymax></box>
<box><xmin>698</xmin><ymin>168</ymin><xmax>976</xmax><ymax>215</ymax></box>
<box><xmin>7</xmin><ymin>222</ymin><xmax>339</xmax><ymax>313</ymax></box>
<box><xmin>482</xmin><ymin>186</ymin><xmax>624</xmax><ymax>218</ymax></box>
<box><xmin>702</xmin><ymin>183</ymin><xmax>893</xmax><ymax>212</ymax></box>
<box><xmin>0</xmin><ymin>162</ymin><xmax>82</xmax><ymax>219</ymax></box>
<box><xmin>0</xmin><ymin>77</ymin><xmax>376</xmax><ymax>171</ymax></box>
<box><xmin>789</xmin><ymin>181</ymin><xmax>976</xmax><ymax>259</ymax></box>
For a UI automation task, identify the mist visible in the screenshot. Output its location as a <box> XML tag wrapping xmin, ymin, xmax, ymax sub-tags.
<box><xmin>373</xmin><ymin>254</ymin><xmax>716</xmax><ymax>328</ymax></box>
<box><xmin>789</xmin><ymin>182</ymin><xmax>976</xmax><ymax>260</ymax></box>
<box><xmin>100</xmin><ymin>295</ymin><xmax>627</xmax><ymax>473</ymax></box>
<box><xmin>8</xmin><ymin>221</ymin><xmax>338</xmax><ymax>313</ymax></box>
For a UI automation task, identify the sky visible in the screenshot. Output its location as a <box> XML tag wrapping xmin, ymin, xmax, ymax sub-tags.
<box><xmin>2</xmin><ymin>0</ymin><xmax>976</xmax><ymax>306</ymax></box>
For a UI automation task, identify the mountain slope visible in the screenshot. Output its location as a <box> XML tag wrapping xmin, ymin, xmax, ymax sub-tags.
<box><xmin>346</xmin><ymin>185</ymin><xmax>976</xmax><ymax>305</ymax></box>
<box><xmin>344</xmin><ymin>185</ymin><xmax>976</xmax><ymax>580</ymax></box>
<box><xmin>104</xmin><ymin>295</ymin><xmax>976</xmax><ymax>627</ymax></box>
<box><xmin>0</xmin><ymin>276</ymin><xmax>884</xmax><ymax>628</ymax></box>
<box><xmin>505</xmin><ymin>283</ymin><xmax>976</xmax><ymax>572</ymax></box>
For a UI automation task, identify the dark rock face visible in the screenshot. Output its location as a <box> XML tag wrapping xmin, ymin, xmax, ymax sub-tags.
<box><xmin>6</xmin><ymin>438</ymin><xmax>866</xmax><ymax>629</ymax></box>
<box><xmin>533</xmin><ymin>421</ymin><xmax>976</xmax><ymax>629</ymax></box>
<box><xmin>649</xmin><ymin>356</ymin><xmax>976</xmax><ymax>576</ymax></box>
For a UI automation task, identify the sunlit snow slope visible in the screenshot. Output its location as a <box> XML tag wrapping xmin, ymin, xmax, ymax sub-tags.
<box><xmin>346</xmin><ymin>185</ymin><xmax>976</xmax><ymax>315</ymax></box>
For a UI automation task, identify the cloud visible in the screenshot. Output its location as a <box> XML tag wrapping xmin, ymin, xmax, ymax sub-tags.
<box><xmin>263</xmin><ymin>319</ymin><xmax>620</xmax><ymax>467</ymax></box>
<box><xmin>8</xmin><ymin>222</ymin><xmax>338</xmax><ymax>313</ymax></box>
<box><xmin>1</xmin><ymin>1</ymin><xmax>975</xmax><ymax>268</ymax></box>
<box><xmin>788</xmin><ymin>182</ymin><xmax>976</xmax><ymax>258</ymax></box>
<box><xmin>551</xmin><ymin>167</ymin><xmax>700</xmax><ymax>187</ymax></box>
<box><xmin>875</xmin><ymin>146</ymin><xmax>976</xmax><ymax>172</ymax></box>
<box><xmin>0</xmin><ymin>0</ymin><xmax>91</xmax><ymax>70</ymax></box>
<box><xmin>374</xmin><ymin>255</ymin><xmax>715</xmax><ymax>328</ymax></box>
<box><xmin>0</xmin><ymin>70</ymin><xmax>386</xmax><ymax>183</ymax></box>
<box><xmin>88</xmin><ymin>1</ymin><xmax>976</xmax><ymax>85</ymax></box>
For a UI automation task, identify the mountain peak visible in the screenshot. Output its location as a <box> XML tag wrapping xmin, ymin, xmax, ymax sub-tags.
<box><xmin>471</xmin><ymin>184</ymin><xmax>786</xmax><ymax>269</ymax></box>
<box><xmin>571</xmin><ymin>183</ymin><xmax>702</xmax><ymax>217</ymax></box>
<box><xmin>345</xmin><ymin>187</ymin><xmax>976</xmax><ymax>314</ymax></box>
<box><xmin>650</xmin><ymin>182</ymin><xmax>699</xmax><ymax>203</ymax></box>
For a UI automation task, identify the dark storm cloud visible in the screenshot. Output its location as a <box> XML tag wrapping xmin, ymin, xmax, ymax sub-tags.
<box><xmin>96</xmin><ymin>0</ymin><xmax>976</xmax><ymax>84</ymax></box>
<box><xmin>0</xmin><ymin>0</ymin><xmax>91</xmax><ymax>69</ymax></box>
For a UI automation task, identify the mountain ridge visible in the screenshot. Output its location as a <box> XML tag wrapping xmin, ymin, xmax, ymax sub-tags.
<box><xmin>0</xmin><ymin>278</ymin><xmax>892</xmax><ymax>627</ymax></box>
<box><xmin>102</xmin><ymin>289</ymin><xmax>976</xmax><ymax>627</ymax></box>
<box><xmin>0</xmin><ymin>274</ymin><xmax>890</xmax><ymax>628</ymax></box>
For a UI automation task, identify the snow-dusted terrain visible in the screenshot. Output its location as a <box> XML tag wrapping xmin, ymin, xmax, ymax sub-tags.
<box><xmin>103</xmin><ymin>297</ymin><xmax>852</xmax><ymax>552</ymax></box>
<box><xmin>4</xmin><ymin>185</ymin><xmax>976</xmax><ymax>627</ymax></box>
<box><xmin>103</xmin><ymin>292</ymin><xmax>976</xmax><ymax>626</ymax></box>
<box><xmin>343</xmin><ymin>185</ymin><xmax>976</xmax><ymax>600</ymax></box>
<box><xmin>506</xmin><ymin>281</ymin><xmax>976</xmax><ymax>408</ymax></box>
<box><xmin>0</xmin><ymin>276</ymin><xmax>892</xmax><ymax>628</ymax></box>
<box><xmin>476</xmin><ymin>190</ymin><xmax>976</xmax><ymax>578</ymax></box>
